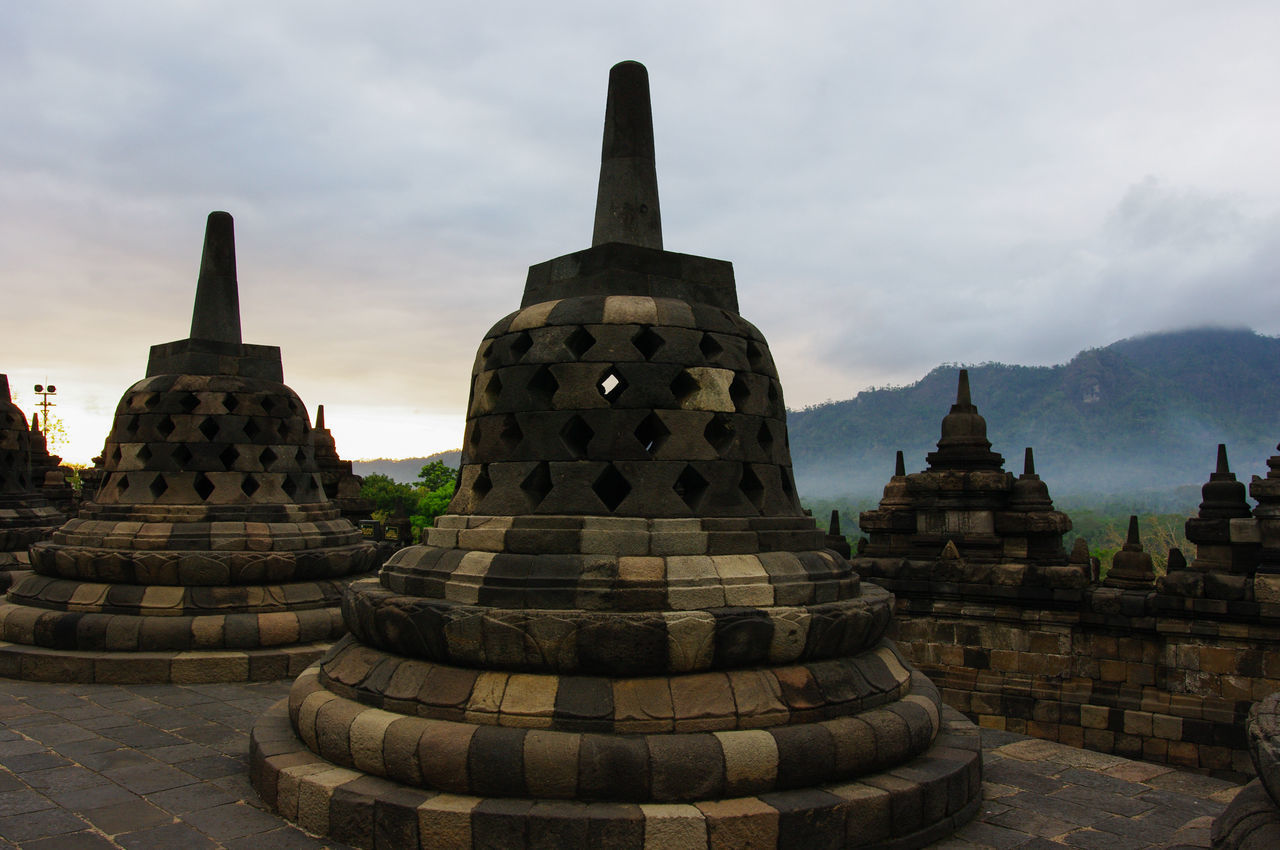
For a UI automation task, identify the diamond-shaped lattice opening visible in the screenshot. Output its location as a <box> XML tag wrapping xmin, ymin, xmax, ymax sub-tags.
<box><xmin>125</xmin><ymin>416</ymin><xmax>140</xmax><ymax>436</ymax></box>
<box><xmin>116</xmin><ymin>474</ymin><xmax>129</xmax><ymax>493</ymax></box>
<box><xmin>197</xmin><ymin>416</ymin><xmax>219</xmax><ymax>441</ymax></box>
<box><xmin>261</xmin><ymin>395</ymin><xmax>276</xmax><ymax>414</ymax></box>
<box><xmin>193</xmin><ymin>472</ymin><xmax>215</xmax><ymax>501</ymax></box>
<box><xmin>632</xmin><ymin>327</ymin><xmax>664</xmax><ymax>361</ymax></box>
<box><xmin>699</xmin><ymin>333</ymin><xmax>724</xmax><ymax>361</ymax></box>
<box><xmin>287</xmin><ymin>399</ymin><xmax>298</xmax><ymax>414</ymax></box>
<box><xmin>241</xmin><ymin>475</ymin><xmax>260</xmax><ymax>497</ymax></box>
<box><xmin>704</xmin><ymin>413</ymin><xmax>735</xmax><ymax>453</ymax></box>
<box><xmin>222</xmin><ymin>393</ymin><xmax>239</xmax><ymax>413</ymax></box>
<box><xmin>670</xmin><ymin>371</ymin><xmax>700</xmax><ymax>405</ymax></box>
<box><xmin>592</xmin><ymin>464</ymin><xmax>631</xmax><ymax>512</ymax></box>
<box><xmin>244</xmin><ymin>419</ymin><xmax>261</xmax><ymax>440</ymax></box>
<box><xmin>136</xmin><ymin>445</ymin><xmax>152</xmax><ymax>463</ymax></box>
<box><xmin>281</xmin><ymin>475</ymin><xmax>298</xmax><ymax>498</ymax></box>
<box><xmin>484</xmin><ymin>373</ymin><xmax>504</xmax><ymax>410</ymax></box>
<box><xmin>143</xmin><ymin>393</ymin><xmax>161</xmax><ymax>410</ymax></box>
<box><xmin>780</xmin><ymin>468</ymin><xmax>795</xmax><ymax>496</ymax></box>
<box><xmin>564</xmin><ymin>326</ymin><xmax>595</xmax><ymax>360</ymax></box>
<box><xmin>294</xmin><ymin>447</ymin><xmax>308</xmax><ymax>464</ymax></box>
<box><xmin>520</xmin><ymin>461</ymin><xmax>554</xmax><ymax>508</ymax></box>
<box><xmin>149</xmin><ymin>474</ymin><xmax>168</xmax><ymax>499</ymax></box>
<box><xmin>111</xmin><ymin>446</ymin><xmax>123</xmax><ymax>464</ymax></box>
<box><xmin>219</xmin><ymin>445</ymin><xmax>240</xmax><ymax>470</ymax></box>
<box><xmin>498</xmin><ymin>415</ymin><xmax>523</xmax><ymax>451</ymax></box>
<box><xmin>472</xmin><ymin>464</ymin><xmax>493</xmax><ymax>500</ymax></box>
<box><xmin>597</xmin><ymin>367</ymin><xmax>627</xmax><ymax>404</ymax></box>
<box><xmin>673</xmin><ymin>465</ymin><xmax>709</xmax><ymax>512</ymax></box>
<box><xmin>259</xmin><ymin>447</ymin><xmax>278</xmax><ymax>469</ymax></box>
<box><xmin>528</xmin><ymin>365</ymin><xmax>559</xmax><ymax>405</ymax></box>
<box><xmin>730</xmin><ymin>375</ymin><xmax>751</xmax><ymax>412</ymax></box>
<box><xmin>560</xmin><ymin>416</ymin><xmax>594</xmax><ymax>458</ymax></box>
<box><xmin>747</xmin><ymin>339</ymin><xmax>767</xmax><ymax>370</ymax></box>
<box><xmin>510</xmin><ymin>331</ymin><xmax>533</xmax><ymax>360</ymax></box>
<box><xmin>168</xmin><ymin>446</ymin><xmax>191</xmax><ymax>466</ymax></box>
<box><xmin>767</xmin><ymin>382</ymin><xmax>781</xmax><ymax>414</ymax></box>
<box><xmin>757</xmin><ymin>421</ymin><xmax>775</xmax><ymax>455</ymax></box>
<box><xmin>739</xmin><ymin>464</ymin><xmax>765</xmax><ymax>513</ymax></box>
<box><xmin>179</xmin><ymin>392</ymin><xmax>200</xmax><ymax>413</ymax></box>
<box><xmin>157</xmin><ymin>416</ymin><xmax>176</xmax><ymax>439</ymax></box>
<box><xmin>634</xmin><ymin>413</ymin><xmax>670</xmax><ymax>456</ymax></box>
<box><xmin>481</xmin><ymin>340</ymin><xmax>497</xmax><ymax>368</ymax></box>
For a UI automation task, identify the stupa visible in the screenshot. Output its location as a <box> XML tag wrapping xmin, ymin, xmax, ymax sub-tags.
<box><xmin>856</xmin><ymin>371</ymin><xmax>1087</xmax><ymax>589</ymax></box>
<box><xmin>0</xmin><ymin>377</ymin><xmax>63</xmax><ymax>588</ymax></box>
<box><xmin>1163</xmin><ymin>445</ymin><xmax>1260</xmax><ymax>600</ymax></box>
<box><xmin>250</xmin><ymin>61</ymin><xmax>981</xmax><ymax>850</ymax></box>
<box><xmin>0</xmin><ymin>212</ymin><xmax>381</xmax><ymax>682</ymax></box>
<box><xmin>27</xmin><ymin>413</ymin><xmax>75</xmax><ymax>513</ymax></box>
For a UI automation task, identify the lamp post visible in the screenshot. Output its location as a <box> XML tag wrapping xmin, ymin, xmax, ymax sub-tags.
<box><xmin>32</xmin><ymin>383</ymin><xmax>56</xmax><ymax>431</ymax></box>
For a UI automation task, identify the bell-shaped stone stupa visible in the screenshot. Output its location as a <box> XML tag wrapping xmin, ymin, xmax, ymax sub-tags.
<box><xmin>0</xmin><ymin>213</ymin><xmax>381</xmax><ymax>682</ymax></box>
<box><xmin>0</xmin><ymin>376</ymin><xmax>63</xmax><ymax>588</ymax></box>
<box><xmin>251</xmin><ymin>61</ymin><xmax>981</xmax><ymax>849</ymax></box>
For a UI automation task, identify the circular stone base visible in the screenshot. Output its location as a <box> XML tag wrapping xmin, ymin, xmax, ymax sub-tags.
<box><xmin>0</xmin><ymin>639</ymin><xmax>333</xmax><ymax>683</ymax></box>
<box><xmin>250</xmin><ymin>690</ymin><xmax>982</xmax><ymax>849</ymax></box>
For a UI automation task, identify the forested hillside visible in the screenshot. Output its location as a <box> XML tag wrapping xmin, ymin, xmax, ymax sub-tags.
<box><xmin>788</xmin><ymin>328</ymin><xmax>1280</xmax><ymax>499</ymax></box>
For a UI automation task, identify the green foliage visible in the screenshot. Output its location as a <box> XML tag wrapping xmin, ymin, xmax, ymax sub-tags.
<box><xmin>360</xmin><ymin>466</ymin><xmax>458</xmax><ymax>538</ymax></box>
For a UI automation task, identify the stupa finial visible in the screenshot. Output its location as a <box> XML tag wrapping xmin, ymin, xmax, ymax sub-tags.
<box><xmin>592</xmin><ymin>61</ymin><xmax>663</xmax><ymax>250</ymax></box>
<box><xmin>30</xmin><ymin>412</ymin><xmax>40</xmax><ymax>433</ymax></box>
<box><xmin>189</xmin><ymin>211</ymin><xmax>241</xmax><ymax>344</ymax></box>
<box><xmin>894</xmin><ymin>450</ymin><xmax>906</xmax><ymax>477</ymax></box>
<box><xmin>829</xmin><ymin>509</ymin><xmax>842</xmax><ymax>537</ymax></box>
<box><xmin>0</xmin><ymin>375</ymin><xmax>10</xmax><ymax>401</ymax></box>
<box><xmin>1216</xmin><ymin>443</ymin><xmax>1230</xmax><ymax>475</ymax></box>
<box><xmin>1024</xmin><ymin>447</ymin><xmax>1035</xmax><ymax>476</ymax></box>
<box><xmin>1125</xmin><ymin>515</ymin><xmax>1141</xmax><ymax>549</ymax></box>
<box><xmin>956</xmin><ymin>369</ymin><xmax>972</xmax><ymax>408</ymax></box>
<box><xmin>316</xmin><ymin>404</ymin><xmax>326</xmax><ymax>430</ymax></box>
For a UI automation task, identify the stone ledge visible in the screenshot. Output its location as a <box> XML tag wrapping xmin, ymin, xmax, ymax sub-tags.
<box><xmin>0</xmin><ymin>639</ymin><xmax>331</xmax><ymax>682</ymax></box>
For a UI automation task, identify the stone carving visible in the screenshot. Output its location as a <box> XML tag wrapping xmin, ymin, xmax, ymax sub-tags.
<box><xmin>0</xmin><ymin>376</ymin><xmax>63</xmax><ymax>588</ymax></box>
<box><xmin>0</xmin><ymin>213</ymin><xmax>381</xmax><ymax>682</ymax></box>
<box><xmin>1212</xmin><ymin>689</ymin><xmax>1280</xmax><ymax>847</ymax></box>
<box><xmin>250</xmin><ymin>61</ymin><xmax>982</xmax><ymax>849</ymax></box>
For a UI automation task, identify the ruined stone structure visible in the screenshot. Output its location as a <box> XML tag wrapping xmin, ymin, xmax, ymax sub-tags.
<box><xmin>311</xmin><ymin>404</ymin><xmax>374</xmax><ymax>525</ymax></box>
<box><xmin>251</xmin><ymin>61</ymin><xmax>982</xmax><ymax>849</ymax></box>
<box><xmin>855</xmin><ymin>389</ymin><xmax>1280</xmax><ymax>777</ymax></box>
<box><xmin>0</xmin><ymin>212</ymin><xmax>381</xmax><ymax>683</ymax></box>
<box><xmin>0</xmin><ymin>376</ymin><xmax>63</xmax><ymax>589</ymax></box>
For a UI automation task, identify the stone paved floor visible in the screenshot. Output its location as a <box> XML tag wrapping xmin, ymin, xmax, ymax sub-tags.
<box><xmin>0</xmin><ymin>677</ymin><xmax>1243</xmax><ymax>849</ymax></box>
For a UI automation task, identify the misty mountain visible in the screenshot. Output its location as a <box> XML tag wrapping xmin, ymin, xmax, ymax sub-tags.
<box><xmin>787</xmin><ymin>328</ymin><xmax>1280</xmax><ymax>499</ymax></box>
<box><xmin>352</xmin><ymin>450</ymin><xmax>462</xmax><ymax>483</ymax></box>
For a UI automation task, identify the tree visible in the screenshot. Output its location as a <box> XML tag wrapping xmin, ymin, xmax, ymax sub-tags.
<box><xmin>417</xmin><ymin>460</ymin><xmax>456</xmax><ymax>491</ymax></box>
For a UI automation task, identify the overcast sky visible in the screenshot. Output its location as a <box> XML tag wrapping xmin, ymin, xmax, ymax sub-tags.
<box><xmin>4</xmin><ymin>2</ymin><xmax>1280</xmax><ymax>464</ymax></box>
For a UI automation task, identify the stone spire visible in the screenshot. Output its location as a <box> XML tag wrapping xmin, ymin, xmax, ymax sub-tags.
<box><xmin>1197</xmin><ymin>443</ymin><xmax>1251</xmax><ymax>519</ymax></box>
<box><xmin>0</xmin><ymin>375</ymin><xmax>63</xmax><ymax>587</ymax></box>
<box><xmin>1105</xmin><ymin>515</ymin><xmax>1156</xmax><ymax>588</ymax></box>
<box><xmin>592</xmin><ymin>60</ymin><xmax>662</xmax><ymax>250</ymax></box>
<box><xmin>926</xmin><ymin>369</ymin><xmax>1003</xmax><ymax>470</ymax></box>
<box><xmin>1009</xmin><ymin>446</ymin><xmax>1054</xmax><ymax>512</ymax></box>
<box><xmin>315</xmin><ymin>403</ymin><xmax>326</xmax><ymax>430</ymax></box>
<box><xmin>189</xmin><ymin>211</ymin><xmax>241</xmax><ymax>344</ymax></box>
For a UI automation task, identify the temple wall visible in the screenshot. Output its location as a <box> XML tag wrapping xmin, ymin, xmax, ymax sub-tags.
<box><xmin>881</xmin><ymin>586</ymin><xmax>1280</xmax><ymax>777</ymax></box>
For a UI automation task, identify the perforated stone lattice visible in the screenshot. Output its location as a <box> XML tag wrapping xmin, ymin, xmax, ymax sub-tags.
<box><xmin>454</xmin><ymin>297</ymin><xmax>798</xmax><ymax>517</ymax></box>
<box><xmin>95</xmin><ymin>375</ymin><xmax>324</xmax><ymax>506</ymax></box>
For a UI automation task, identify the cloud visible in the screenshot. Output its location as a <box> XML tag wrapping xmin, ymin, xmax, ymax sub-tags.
<box><xmin>4</xmin><ymin>2</ymin><xmax>1280</xmax><ymax>462</ymax></box>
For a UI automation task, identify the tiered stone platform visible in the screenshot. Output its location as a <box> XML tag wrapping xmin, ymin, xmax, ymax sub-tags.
<box><xmin>0</xmin><ymin>213</ymin><xmax>380</xmax><ymax>682</ymax></box>
<box><xmin>251</xmin><ymin>61</ymin><xmax>983</xmax><ymax>848</ymax></box>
